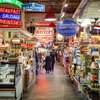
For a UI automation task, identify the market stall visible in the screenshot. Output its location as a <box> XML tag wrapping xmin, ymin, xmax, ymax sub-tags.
<box><xmin>0</xmin><ymin>2</ymin><xmax>36</xmax><ymax>99</ymax></box>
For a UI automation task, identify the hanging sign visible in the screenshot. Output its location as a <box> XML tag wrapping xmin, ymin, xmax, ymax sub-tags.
<box><xmin>34</xmin><ymin>27</ymin><xmax>54</xmax><ymax>44</ymax></box>
<box><xmin>56</xmin><ymin>19</ymin><xmax>79</xmax><ymax>37</ymax></box>
<box><xmin>22</xmin><ymin>3</ymin><xmax>45</xmax><ymax>12</ymax></box>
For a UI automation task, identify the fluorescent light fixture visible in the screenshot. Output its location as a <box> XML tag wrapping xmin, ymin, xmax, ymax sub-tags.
<box><xmin>45</xmin><ymin>13</ymin><xmax>57</xmax><ymax>22</ymax></box>
<box><xmin>61</xmin><ymin>12</ymin><xmax>65</xmax><ymax>18</ymax></box>
<box><xmin>64</xmin><ymin>4</ymin><xmax>68</xmax><ymax>7</ymax></box>
<box><xmin>45</xmin><ymin>18</ymin><xmax>57</xmax><ymax>22</ymax></box>
<box><xmin>94</xmin><ymin>26</ymin><xmax>100</xmax><ymax>29</ymax></box>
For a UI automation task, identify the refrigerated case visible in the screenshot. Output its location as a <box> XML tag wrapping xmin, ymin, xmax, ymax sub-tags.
<box><xmin>0</xmin><ymin>62</ymin><xmax>23</xmax><ymax>100</ymax></box>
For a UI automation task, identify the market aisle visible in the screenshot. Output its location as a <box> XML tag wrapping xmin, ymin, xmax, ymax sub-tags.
<box><xmin>24</xmin><ymin>64</ymin><xmax>82</xmax><ymax>100</ymax></box>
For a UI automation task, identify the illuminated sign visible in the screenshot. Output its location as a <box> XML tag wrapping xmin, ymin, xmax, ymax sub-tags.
<box><xmin>0</xmin><ymin>0</ymin><xmax>23</xmax><ymax>8</ymax></box>
<box><xmin>0</xmin><ymin>7</ymin><xmax>21</xmax><ymax>26</ymax></box>
<box><xmin>34</xmin><ymin>27</ymin><xmax>54</xmax><ymax>44</ymax></box>
<box><xmin>0</xmin><ymin>7</ymin><xmax>21</xmax><ymax>14</ymax></box>
<box><xmin>0</xmin><ymin>13</ymin><xmax>21</xmax><ymax>20</ymax></box>
<box><xmin>22</xmin><ymin>3</ymin><xmax>45</xmax><ymax>12</ymax></box>
<box><xmin>0</xmin><ymin>19</ymin><xmax>21</xmax><ymax>25</ymax></box>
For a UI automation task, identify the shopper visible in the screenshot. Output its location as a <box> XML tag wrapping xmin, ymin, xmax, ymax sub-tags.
<box><xmin>45</xmin><ymin>52</ymin><xmax>52</xmax><ymax>73</ymax></box>
<box><xmin>35</xmin><ymin>51</ymin><xmax>39</xmax><ymax>75</ymax></box>
<box><xmin>50</xmin><ymin>49</ymin><xmax>56</xmax><ymax>71</ymax></box>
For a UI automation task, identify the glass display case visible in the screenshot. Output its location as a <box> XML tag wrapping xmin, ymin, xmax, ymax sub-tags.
<box><xmin>0</xmin><ymin>62</ymin><xmax>23</xmax><ymax>99</ymax></box>
<box><xmin>0</xmin><ymin>62</ymin><xmax>16</xmax><ymax>88</ymax></box>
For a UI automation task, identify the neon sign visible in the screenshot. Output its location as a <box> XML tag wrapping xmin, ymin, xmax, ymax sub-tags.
<box><xmin>0</xmin><ymin>13</ymin><xmax>21</xmax><ymax>20</ymax></box>
<box><xmin>0</xmin><ymin>7</ymin><xmax>21</xmax><ymax>26</ymax></box>
<box><xmin>0</xmin><ymin>0</ymin><xmax>23</xmax><ymax>8</ymax></box>
<box><xmin>0</xmin><ymin>19</ymin><xmax>21</xmax><ymax>26</ymax></box>
<box><xmin>0</xmin><ymin>7</ymin><xmax>21</xmax><ymax>14</ymax></box>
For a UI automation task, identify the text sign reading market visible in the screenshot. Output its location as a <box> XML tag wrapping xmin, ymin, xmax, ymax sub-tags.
<box><xmin>0</xmin><ymin>7</ymin><xmax>21</xmax><ymax>26</ymax></box>
<box><xmin>56</xmin><ymin>19</ymin><xmax>79</xmax><ymax>37</ymax></box>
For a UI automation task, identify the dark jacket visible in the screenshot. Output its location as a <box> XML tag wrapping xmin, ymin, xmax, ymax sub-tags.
<box><xmin>45</xmin><ymin>56</ymin><xmax>52</xmax><ymax>70</ymax></box>
<box><xmin>50</xmin><ymin>52</ymin><xmax>56</xmax><ymax>63</ymax></box>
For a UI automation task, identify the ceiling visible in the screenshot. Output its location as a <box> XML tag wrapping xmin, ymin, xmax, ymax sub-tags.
<box><xmin>20</xmin><ymin>0</ymin><xmax>81</xmax><ymax>14</ymax></box>
<box><xmin>74</xmin><ymin>0</ymin><xmax>100</xmax><ymax>23</ymax></box>
<box><xmin>20</xmin><ymin>0</ymin><xmax>81</xmax><ymax>27</ymax></box>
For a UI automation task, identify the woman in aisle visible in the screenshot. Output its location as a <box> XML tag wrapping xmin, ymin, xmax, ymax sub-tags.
<box><xmin>45</xmin><ymin>52</ymin><xmax>52</xmax><ymax>74</ymax></box>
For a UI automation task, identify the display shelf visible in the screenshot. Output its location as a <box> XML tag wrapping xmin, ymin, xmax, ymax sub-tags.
<box><xmin>73</xmin><ymin>77</ymin><xmax>82</xmax><ymax>92</ymax></box>
<box><xmin>87</xmin><ymin>85</ymin><xmax>100</xmax><ymax>91</ymax></box>
<box><xmin>89</xmin><ymin>67</ymin><xmax>99</xmax><ymax>69</ymax></box>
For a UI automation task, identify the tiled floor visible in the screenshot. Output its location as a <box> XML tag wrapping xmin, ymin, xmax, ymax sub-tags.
<box><xmin>24</xmin><ymin>64</ymin><xmax>83</xmax><ymax>100</ymax></box>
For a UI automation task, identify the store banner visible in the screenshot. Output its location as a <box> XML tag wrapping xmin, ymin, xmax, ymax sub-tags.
<box><xmin>34</xmin><ymin>27</ymin><xmax>54</xmax><ymax>44</ymax></box>
<box><xmin>22</xmin><ymin>3</ymin><xmax>45</xmax><ymax>12</ymax></box>
<box><xmin>56</xmin><ymin>19</ymin><xmax>79</xmax><ymax>37</ymax></box>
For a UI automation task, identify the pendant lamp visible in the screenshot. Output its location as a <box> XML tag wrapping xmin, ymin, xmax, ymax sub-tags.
<box><xmin>45</xmin><ymin>13</ymin><xmax>57</xmax><ymax>22</ymax></box>
<box><xmin>49</xmin><ymin>22</ymin><xmax>56</xmax><ymax>28</ymax></box>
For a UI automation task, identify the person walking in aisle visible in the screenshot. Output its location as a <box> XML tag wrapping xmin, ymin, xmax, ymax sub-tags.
<box><xmin>35</xmin><ymin>51</ymin><xmax>39</xmax><ymax>75</ymax></box>
<box><xmin>50</xmin><ymin>49</ymin><xmax>56</xmax><ymax>71</ymax></box>
<box><xmin>45</xmin><ymin>53</ymin><xmax>52</xmax><ymax>74</ymax></box>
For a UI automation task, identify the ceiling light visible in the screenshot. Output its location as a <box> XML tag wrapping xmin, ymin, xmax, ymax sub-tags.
<box><xmin>64</xmin><ymin>4</ymin><xmax>68</xmax><ymax>7</ymax></box>
<box><xmin>45</xmin><ymin>18</ymin><xmax>57</xmax><ymax>22</ymax></box>
<box><xmin>61</xmin><ymin>12</ymin><xmax>65</xmax><ymax>18</ymax></box>
<box><xmin>49</xmin><ymin>22</ymin><xmax>56</xmax><ymax>28</ymax></box>
<box><xmin>45</xmin><ymin>13</ymin><xmax>57</xmax><ymax>22</ymax></box>
<box><xmin>94</xmin><ymin>26</ymin><xmax>100</xmax><ymax>29</ymax></box>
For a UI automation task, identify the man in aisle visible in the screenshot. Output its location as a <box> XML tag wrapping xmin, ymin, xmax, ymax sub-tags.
<box><xmin>50</xmin><ymin>49</ymin><xmax>56</xmax><ymax>72</ymax></box>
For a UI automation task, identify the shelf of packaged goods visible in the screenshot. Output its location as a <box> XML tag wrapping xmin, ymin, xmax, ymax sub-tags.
<box><xmin>87</xmin><ymin>85</ymin><xmax>100</xmax><ymax>91</ymax></box>
<box><xmin>91</xmin><ymin>68</ymin><xmax>99</xmax><ymax>70</ymax></box>
<box><xmin>91</xmin><ymin>79</ymin><xmax>98</xmax><ymax>81</ymax></box>
<box><xmin>73</xmin><ymin>77</ymin><xmax>82</xmax><ymax>92</ymax></box>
